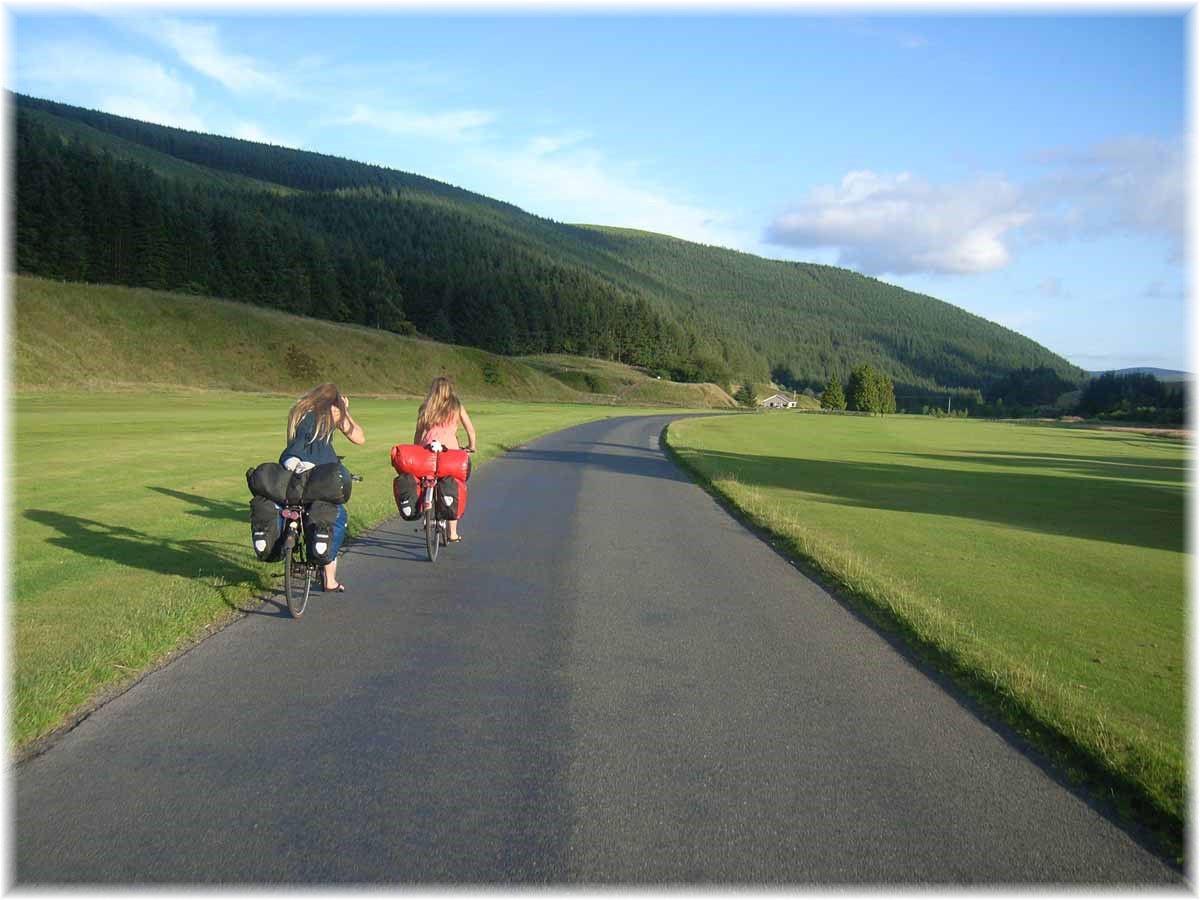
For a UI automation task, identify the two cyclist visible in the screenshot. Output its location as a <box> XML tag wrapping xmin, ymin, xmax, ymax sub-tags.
<box><xmin>269</xmin><ymin>375</ymin><xmax>474</xmax><ymax>589</ymax></box>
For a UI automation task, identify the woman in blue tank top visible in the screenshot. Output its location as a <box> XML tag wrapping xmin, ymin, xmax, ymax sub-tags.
<box><xmin>280</xmin><ymin>383</ymin><xmax>366</xmax><ymax>592</ymax></box>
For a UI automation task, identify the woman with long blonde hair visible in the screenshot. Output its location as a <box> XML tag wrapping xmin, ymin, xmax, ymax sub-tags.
<box><xmin>414</xmin><ymin>376</ymin><xmax>476</xmax><ymax>542</ymax></box>
<box><xmin>279</xmin><ymin>382</ymin><xmax>366</xmax><ymax>591</ymax></box>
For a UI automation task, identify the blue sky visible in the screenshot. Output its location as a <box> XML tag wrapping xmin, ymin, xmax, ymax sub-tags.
<box><xmin>7</xmin><ymin>6</ymin><xmax>1190</xmax><ymax>371</ymax></box>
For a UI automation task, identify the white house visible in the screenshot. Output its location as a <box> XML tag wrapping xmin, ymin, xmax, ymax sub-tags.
<box><xmin>761</xmin><ymin>392</ymin><xmax>796</xmax><ymax>409</ymax></box>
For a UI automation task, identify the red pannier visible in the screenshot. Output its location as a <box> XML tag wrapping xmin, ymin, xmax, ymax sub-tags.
<box><xmin>391</xmin><ymin>444</ymin><xmax>437</xmax><ymax>478</ymax></box>
<box><xmin>435</xmin><ymin>449</ymin><xmax>472</xmax><ymax>482</ymax></box>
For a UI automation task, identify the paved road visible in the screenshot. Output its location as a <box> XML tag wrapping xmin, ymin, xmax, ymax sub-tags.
<box><xmin>15</xmin><ymin>415</ymin><xmax>1182</xmax><ymax>884</ymax></box>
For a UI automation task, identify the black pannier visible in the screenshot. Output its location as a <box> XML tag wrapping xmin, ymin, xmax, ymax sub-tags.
<box><xmin>435</xmin><ymin>476</ymin><xmax>467</xmax><ymax>520</ymax></box>
<box><xmin>249</xmin><ymin>496</ymin><xmax>285</xmax><ymax>562</ymax></box>
<box><xmin>393</xmin><ymin>473</ymin><xmax>421</xmax><ymax>521</ymax></box>
<box><xmin>302</xmin><ymin>462</ymin><xmax>353</xmax><ymax>504</ymax></box>
<box><xmin>304</xmin><ymin>500</ymin><xmax>342</xmax><ymax>566</ymax></box>
<box><xmin>246</xmin><ymin>462</ymin><xmax>292</xmax><ymax>504</ymax></box>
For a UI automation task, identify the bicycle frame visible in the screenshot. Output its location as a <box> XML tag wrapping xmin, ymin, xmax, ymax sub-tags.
<box><xmin>420</xmin><ymin>474</ymin><xmax>446</xmax><ymax>562</ymax></box>
<box><xmin>281</xmin><ymin>505</ymin><xmax>316</xmax><ymax>617</ymax></box>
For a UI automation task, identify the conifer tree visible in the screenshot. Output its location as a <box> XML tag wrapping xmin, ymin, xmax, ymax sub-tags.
<box><xmin>821</xmin><ymin>374</ymin><xmax>846</xmax><ymax>410</ymax></box>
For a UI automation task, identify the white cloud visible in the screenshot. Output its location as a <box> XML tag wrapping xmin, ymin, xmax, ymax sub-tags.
<box><xmin>336</xmin><ymin>103</ymin><xmax>496</xmax><ymax>143</ymax></box>
<box><xmin>766</xmin><ymin>135</ymin><xmax>1185</xmax><ymax>277</ymax></box>
<box><xmin>16</xmin><ymin>38</ymin><xmax>202</xmax><ymax>130</ymax></box>
<box><xmin>129</xmin><ymin>17</ymin><xmax>284</xmax><ymax>96</ymax></box>
<box><xmin>765</xmin><ymin>170</ymin><xmax>1030</xmax><ymax>275</ymax></box>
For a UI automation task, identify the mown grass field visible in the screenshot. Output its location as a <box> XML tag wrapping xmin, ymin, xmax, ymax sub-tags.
<box><xmin>666</xmin><ymin>412</ymin><xmax>1187</xmax><ymax>832</ymax></box>
<box><xmin>13</xmin><ymin>391</ymin><xmax>681</xmax><ymax>749</ymax></box>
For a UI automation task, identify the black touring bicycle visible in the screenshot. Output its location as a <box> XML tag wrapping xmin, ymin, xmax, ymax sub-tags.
<box><xmin>247</xmin><ymin>458</ymin><xmax>360</xmax><ymax>618</ymax></box>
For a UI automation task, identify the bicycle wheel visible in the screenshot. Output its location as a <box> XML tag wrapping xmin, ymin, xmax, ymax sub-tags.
<box><xmin>284</xmin><ymin>534</ymin><xmax>314</xmax><ymax>618</ymax></box>
<box><xmin>425</xmin><ymin>507</ymin><xmax>440</xmax><ymax>562</ymax></box>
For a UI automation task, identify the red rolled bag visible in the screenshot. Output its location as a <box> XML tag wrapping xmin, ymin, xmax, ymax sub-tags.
<box><xmin>435</xmin><ymin>448</ymin><xmax>472</xmax><ymax>482</ymax></box>
<box><xmin>391</xmin><ymin>443</ymin><xmax>437</xmax><ymax>478</ymax></box>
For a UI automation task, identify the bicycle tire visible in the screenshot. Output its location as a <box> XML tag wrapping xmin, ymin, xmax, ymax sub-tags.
<box><xmin>284</xmin><ymin>533</ymin><xmax>313</xmax><ymax>618</ymax></box>
<box><xmin>425</xmin><ymin>507</ymin><xmax>440</xmax><ymax>562</ymax></box>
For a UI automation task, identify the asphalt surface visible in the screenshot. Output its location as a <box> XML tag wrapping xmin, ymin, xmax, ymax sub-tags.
<box><xmin>14</xmin><ymin>415</ymin><xmax>1183</xmax><ymax>884</ymax></box>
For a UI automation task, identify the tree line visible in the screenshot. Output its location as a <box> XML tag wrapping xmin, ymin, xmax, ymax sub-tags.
<box><xmin>808</xmin><ymin>363</ymin><xmax>1185</xmax><ymax>424</ymax></box>
<box><xmin>816</xmin><ymin>365</ymin><xmax>896</xmax><ymax>414</ymax></box>
<box><xmin>15</xmin><ymin>108</ymin><xmax>723</xmax><ymax>381</ymax></box>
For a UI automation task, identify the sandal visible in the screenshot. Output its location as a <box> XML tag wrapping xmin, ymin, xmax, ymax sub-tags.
<box><xmin>449</xmin><ymin>536</ymin><xmax>463</xmax><ymax>543</ymax></box>
<box><xmin>324</xmin><ymin>582</ymin><xmax>346</xmax><ymax>592</ymax></box>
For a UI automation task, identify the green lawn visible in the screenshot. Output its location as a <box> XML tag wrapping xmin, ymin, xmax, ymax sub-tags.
<box><xmin>13</xmin><ymin>391</ymin><xmax>678</xmax><ymax>748</ymax></box>
<box><xmin>666</xmin><ymin>412</ymin><xmax>1186</xmax><ymax>828</ymax></box>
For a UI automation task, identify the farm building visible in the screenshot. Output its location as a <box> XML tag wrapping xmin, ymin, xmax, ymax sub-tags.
<box><xmin>761</xmin><ymin>392</ymin><xmax>797</xmax><ymax>409</ymax></box>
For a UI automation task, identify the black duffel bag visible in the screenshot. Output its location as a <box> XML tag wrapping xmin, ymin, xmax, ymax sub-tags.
<box><xmin>302</xmin><ymin>462</ymin><xmax>353</xmax><ymax>504</ymax></box>
<box><xmin>246</xmin><ymin>462</ymin><xmax>291</xmax><ymax>504</ymax></box>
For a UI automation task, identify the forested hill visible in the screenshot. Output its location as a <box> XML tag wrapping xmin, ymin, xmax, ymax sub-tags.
<box><xmin>13</xmin><ymin>92</ymin><xmax>1084</xmax><ymax>401</ymax></box>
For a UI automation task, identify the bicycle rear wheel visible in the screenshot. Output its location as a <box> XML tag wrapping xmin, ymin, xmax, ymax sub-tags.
<box><xmin>284</xmin><ymin>534</ymin><xmax>314</xmax><ymax>617</ymax></box>
<box><xmin>425</xmin><ymin>508</ymin><xmax>441</xmax><ymax>562</ymax></box>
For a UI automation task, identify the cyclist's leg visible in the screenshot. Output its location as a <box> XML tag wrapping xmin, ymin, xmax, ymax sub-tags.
<box><xmin>448</xmin><ymin>476</ymin><xmax>465</xmax><ymax>541</ymax></box>
<box><xmin>322</xmin><ymin>504</ymin><xmax>349</xmax><ymax>589</ymax></box>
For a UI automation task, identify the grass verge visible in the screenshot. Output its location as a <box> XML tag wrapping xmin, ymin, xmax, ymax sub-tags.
<box><xmin>663</xmin><ymin>413</ymin><xmax>1186</xmax><ymax>861</ymax></box>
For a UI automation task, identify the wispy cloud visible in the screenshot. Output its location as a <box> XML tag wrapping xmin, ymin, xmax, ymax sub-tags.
<box><xmin>1028</xmin><ymin>136</ymin><xmax>1184</xmax><ymax>257</ymax></box>
<box><xmin>335</xmin><ymin>103</ymin><xmax>496</xmax><ymax>143</ymax></box>
<box><xmin>233</xmin><ymin>122</ymin><xmax>301</xmax><ymax>149</ymax></box>
<box><xmin>839</xmin><ymin>19</ymin><xmax>931</xmax><ymax>50</ymax></box>
<box><xmin>15</xmin><ymin>38</ymin><xmax>203</xmax><ymax>130</ymax></box>
<box><xmin>1036</xmin><ymin>277</ymin><xmax>1071</xmax><ymax>300</ymax></box>
<box><xmin>993</xmin><ymin>308</ymin><xmax>1045</xmax><ymax>330</ymax></box>
<box><xmin>127</xmin><ymin>17</ymin><xmax>284</xmax><ymax>96</ymax></box>
<box><xmin>765</xmin><ymin>170</ymin><xmax>1030</xmax><ymax>275</ymax></box>
<box><xmin>462</xmin><ymin>137</ymin><xmax>749</xmax><ymax>251</ymax></box>
<box><xmin>526</xmin><ymin>131</ymin><xmax>592</xmax><ymax>157</ymax></box>
<box><xmin>1141</xmin><ymin>280</ymin><xmax>1186</xmax><ymax>302</ymax></box>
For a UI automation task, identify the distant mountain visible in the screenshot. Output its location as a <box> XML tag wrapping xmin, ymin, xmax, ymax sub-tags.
<box><xmin>13</xmin><ymin>92</ymin><xmax>1085</xmax><ymax>404</ymax></box>
<box><xmin>1087</xmin><ymin>367</ymin><xmax>1191</xmax><ymax>383</ymax></box>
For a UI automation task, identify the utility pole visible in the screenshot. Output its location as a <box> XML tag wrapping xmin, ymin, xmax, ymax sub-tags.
<box><xmin>947</xmin><ymin>396</ymin><xmax>951</xmax><ymax>415</ymax></box>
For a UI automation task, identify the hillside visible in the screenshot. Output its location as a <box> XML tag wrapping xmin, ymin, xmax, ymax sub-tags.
<box><xmin>14</xmin><ymin>92</ymin><xmax>1085</xmax><ymax>404</ymax></box>
<box><xmin>12</xmin><ymin>276</ymin><xmax>734</xmax><ymax>408</ymax></box>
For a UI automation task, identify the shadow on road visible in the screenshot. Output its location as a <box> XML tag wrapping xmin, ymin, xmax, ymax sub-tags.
<box><xmin>507</xmin><ymin>442</ymin><xmax>691</xmax><ymax>485</ymax></box>
<box><xmin>351</xmin><ymin>528</ymin><xmax>432</xmax><ymax>562</ymax></box>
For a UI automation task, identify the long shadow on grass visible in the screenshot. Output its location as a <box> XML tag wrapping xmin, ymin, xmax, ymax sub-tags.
<box><xmin>883</xmin><ymin>450</ymin><xmax>1187</xmax><ymax>485</ymax></box>
<box><xmin>25</xmin><ymin>509</ymin><xmax>263</xmax><ymax>610</ymax></box>
<box><xmin>676</xmin><ymin>449</ymin><xmax>1185</xmax><ymax>553</ymax></box>
<box><xmin>148</xmin><ymin>486</ymin><xmax>247</xmax><ymax>522</ymax></box>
